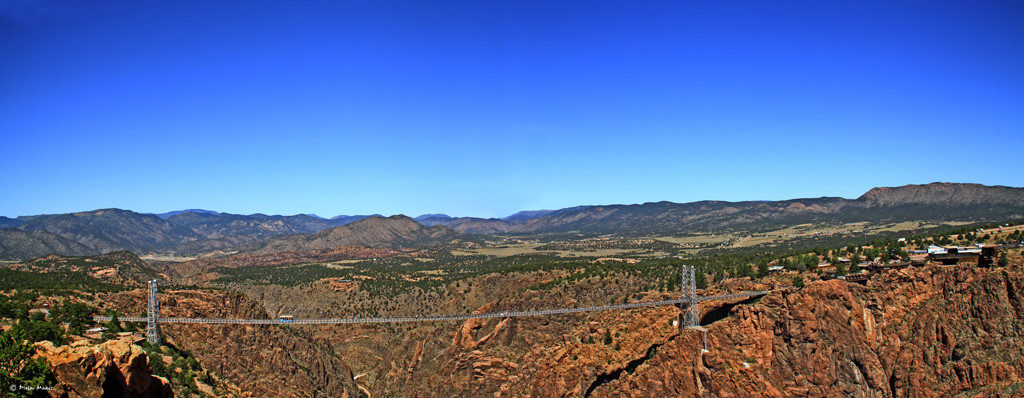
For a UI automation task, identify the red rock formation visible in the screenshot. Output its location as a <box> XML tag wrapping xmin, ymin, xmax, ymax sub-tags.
<box><xmin>590</xmin><ymin>264</ymin><xmax>1024</xmax><ymax>397</ymax></box>
<box><xmin>93</xmin><ymin>262</ymin><xmax>1024</xmax><ymax>397</ymax></box>
<box><xmin>35</xmin><ymin>339</ymin><xmax>173</xmax><ymax>398</ymax></box>
<box><xmin>385</xmin><ymin>264</ymin><xmax>1024</xmax><ymax>397</ymax></box>
<box><xmin>328</xmin><ymin>279</ymin><xmax>357</xmax><ymax>292</ymax></box>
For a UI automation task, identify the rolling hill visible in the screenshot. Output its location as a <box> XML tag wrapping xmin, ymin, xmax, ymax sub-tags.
<box><xmin>255</xmin><ymin>215</ymin><xmax>465</xmax><ymax>252</ymax></box>
<box><xmin>1</xmin><ymin>250</ymin><xmax>161</xmax><ymax>287</ymax></box>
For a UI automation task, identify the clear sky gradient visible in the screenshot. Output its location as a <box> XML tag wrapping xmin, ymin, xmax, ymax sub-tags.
<box><xmin>2</xmin><ymin>1</ymin><xmax>1022</xmax><ymax>218</ymax></box>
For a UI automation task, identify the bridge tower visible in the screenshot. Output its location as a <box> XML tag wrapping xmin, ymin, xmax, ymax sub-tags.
<box><xmin>679</xmin><ymin>265</ymin><xmax>699</xmax><ymax>329</ymax></box>
<box><xmin>680</xmin><ymin>265</ymin><xmax>708</xmax><ymax>351</ymax></box>
<box><xmin>146</xmin><ymin>280</ymin><xmax>161</xmax><ymax>345</ymax></box>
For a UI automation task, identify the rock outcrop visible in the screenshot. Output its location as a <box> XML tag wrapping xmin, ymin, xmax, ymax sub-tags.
<box><xmin>589</xmin><ymin>264</ymin><xmax>1024</xmax><ymax>397</ymax></box>
<box><xmin>376</xmin><ymin>264</ymin><xmax>1024</xmax><ymax>397</ymax></box>
<box><xmin>35</xmin><ymin>338</ymin><xmax>173</xmax><ymax>398</ymax></box>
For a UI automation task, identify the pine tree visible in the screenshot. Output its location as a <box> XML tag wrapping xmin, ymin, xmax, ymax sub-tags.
<box><xmin>107</xmin><ymin>314</ymin><xmax>123</xmax><ymax>333</ymax></box>
<box><xmin>756</xmin><ymin>260</ymin><xmax>770</xmax><ymax>278</ymax></box>
<box><xmin>695</xmin><ymin>270</ymin><xmax>707</xmax><ymax>289</ymax></box>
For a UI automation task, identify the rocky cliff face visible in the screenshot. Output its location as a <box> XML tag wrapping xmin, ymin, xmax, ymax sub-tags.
<box><xmin>359</xmin><ymin>263</ymin><xmax>1024</xmax><ymax>397</ymax></box>
<box><xmin>584</xmin><ymin>264</ymin><xmax>1024</xmax><ymax>397</ymax></box>
<box><xmin>35</xmin><ymin>338</ymin><xmax>173</xmax><ymax>398</ymax></box>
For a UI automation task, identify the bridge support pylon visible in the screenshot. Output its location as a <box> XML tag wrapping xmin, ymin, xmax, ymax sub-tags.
<box><xmin>146</xmin><ymin>280</ymin><xmax>161</xmax><ymax>345</ymax></box>
<box><xmin>679</xmin><ymin>265</ymin><xmax>709</xmax><ymax>352</ymax></box>
<box><xmin>679</xmin><ymin>265</ymin><xmax>699</xmax><ymax>331</ymax></box>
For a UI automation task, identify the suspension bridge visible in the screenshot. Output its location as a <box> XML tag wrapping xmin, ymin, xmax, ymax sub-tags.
<box><xmin>94</xmin><ymin>266</ymin><xmax>771</xmax><ymax>346</ymax></box>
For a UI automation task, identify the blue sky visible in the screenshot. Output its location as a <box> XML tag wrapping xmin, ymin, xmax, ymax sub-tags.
<box><xmin>2</xmin><ymin>1</ymin><xmax>1022</xmax><ymax>219</ymax></box>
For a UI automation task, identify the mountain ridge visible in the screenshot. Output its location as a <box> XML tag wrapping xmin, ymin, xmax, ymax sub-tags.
<box><xmin>856</xmin><ymin>182</ymin><xmax>1024</xmax><ymax>206</ymax></box>
<box><xmin>448</xmin><ymin>183</ymin><xmax>1024</xmax><ymax>235</ymax></box>
<box><xmin>2</xmin><ymin>182</ymin><xmax>1022</xmax><ymax>259</ymax></box>
<box><xmin>153</xmin><ymin>209</ymin><xmax>220</xmax><ymax>219</ymax></box>
<box><xmin>0</xmin><ymin>228</ymin><xmax>100</xmax><ymax>260</ymax></box>
<box><xmin>0</xmin><ymin>216</ymin><xmax>22</xmax><ymax>228</ymax></box>
<box><xmin>16</xmin><ymin>208</ymin><xmax>204</xmax><ymax>253</ymax></box>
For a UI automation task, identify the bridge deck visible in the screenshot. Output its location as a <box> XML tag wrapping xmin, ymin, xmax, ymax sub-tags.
<box><xmin>94</xmin><ymin>290</ymin><xmax>769</xmax><ymax>325</ymax></box>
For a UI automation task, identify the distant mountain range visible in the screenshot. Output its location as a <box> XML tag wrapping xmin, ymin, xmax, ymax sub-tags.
<box><xmin>413</xmin><ymin>206</ymin><xmax>593</xmax><ymax>233</ymax></box>
<box><xmin>412</xmin><ymin>211</ymin><xmax>556</xmax><ymax>227</ymax></box>
<box><xmin>502</xmin><ymin>210</ymin><xmax>557</xmax><ymax>223</ymax></box>
<box><xmin>421</xmin><ymin>183</ymin><xmax>1024</xmax><ymax>236</ymax></box>
<box><xmin>1</xmin><ymin>182</ymin><xmax>1022</xmax><ymax>260</ymax></box>
<box><xmin>331</xmin><ymin>214</ymin><xmax>382</xmax><ymax>224</ymax></box>
<box><xmin>153</xmin><ymin>209</ymin><xmax>220</xmax><ymax>219</ymax></box>
<box><xmin>0</xmin><ymin>209</ymin><xmax>381</xmax><ymax>260</ymax></box>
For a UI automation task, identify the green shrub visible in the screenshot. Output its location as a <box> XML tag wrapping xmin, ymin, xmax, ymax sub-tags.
<box><xmin>10</xmin><ymin>319</ymin><xmax>64</xmax><ymax>345</ymax></box>
<box><xmin>0</xmin><ymin>330</ymin><xmax>51</xmax><ymax>391</ymax></box>
<box><xmin>148</xmin><ymin>353</ymin><xmax>169</xmax><ymax>378</ymax></box>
